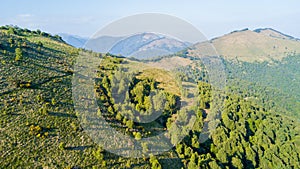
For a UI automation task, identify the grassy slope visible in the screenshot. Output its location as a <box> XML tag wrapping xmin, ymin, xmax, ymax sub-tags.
<box><xmin>191</xmin><ymin>28</ymin><xmax>300</xmax><ymax>62</ymax></box>
<box><xmin>0</xmin><ymin>28</ymin><xmax>103</xmax><ymax>168</ymax></box>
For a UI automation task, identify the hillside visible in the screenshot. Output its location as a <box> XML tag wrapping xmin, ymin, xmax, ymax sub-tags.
<box><xmin>190</xmin><ymin>28</ymin><xmax>300</xmax><ymax>62</ymax></box>
<box><xmin>0</xmin><ymin>26</ymin><xmax>98</xmax><ymax>168</ymax></box>
<box><xmin>1</xmin><ymin>26</ymin><xmax>300</xmax><ymax>169</ymax></box>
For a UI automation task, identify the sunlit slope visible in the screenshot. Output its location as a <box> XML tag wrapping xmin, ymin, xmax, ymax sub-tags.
<box><xmin>190</xmin><ymin>28</ymin><xmax>300</xmax><ymax>62</ymax></box>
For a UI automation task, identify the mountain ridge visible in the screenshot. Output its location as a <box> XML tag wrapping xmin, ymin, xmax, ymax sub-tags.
<box><xmin>191</xmin><ymin>28</ymin><xmax>300</xmax><ymax>62</ymax></box>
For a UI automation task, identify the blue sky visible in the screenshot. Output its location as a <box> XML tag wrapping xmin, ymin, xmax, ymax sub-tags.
<box><xmin>1</xmin><ymin>0</ymin><xmax>299</xmax><ymax>39</ymax></box>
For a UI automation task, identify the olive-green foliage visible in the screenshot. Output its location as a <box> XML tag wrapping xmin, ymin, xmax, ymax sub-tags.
<box><xmin>149</xmin><ymin>154</ymin><xmax>162</xmax><ymax>169</ymax></box>
<box><xmin>173</xmin><ymin>82</ymin><xmax>300</xmax><ymax>169</ymax></box>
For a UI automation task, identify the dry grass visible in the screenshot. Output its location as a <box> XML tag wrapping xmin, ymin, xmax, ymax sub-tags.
<box><xmin>146</xmin><ymin>56</ymin><xmax>193</xmax><ymax>70</ymax></box>
<box><xmin>137</xmin><ymin>68</ymin><xmax>181</xmax><ymax>96</ymax></box>
<box><xmin>191</xmin><ymin>29</ymin><xmax>300</xmax><ymax>62</ymax></box>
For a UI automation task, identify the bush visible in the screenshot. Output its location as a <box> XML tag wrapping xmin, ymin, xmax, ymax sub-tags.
<box><xmin>39</xmin><ymin>104</ymin><xmax>48</xmax><ymax>115</ymax></box>
<box><xmin>135</xmin><ymin>132</ymin><xmax>142</xmax><ymax>141</ymax></box>
<box><xmin>29</xmin><ymin>125</ymin><xmax>42</xmax><ymax>135</ymax></box>
<box><xmin>59</xmin><ymin>142</ymin><xmax>66</xmax><ymax>150</ymax></box>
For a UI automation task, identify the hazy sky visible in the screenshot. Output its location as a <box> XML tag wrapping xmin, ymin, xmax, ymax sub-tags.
<box><xmin>1</xmin><ymin>0</ymin><xmax>299</xmax><ymax>39</ymax></box>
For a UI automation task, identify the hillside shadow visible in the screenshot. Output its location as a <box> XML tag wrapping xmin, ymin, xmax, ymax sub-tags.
<box><xmin>160</xmin><ymin>158</ymin><xmax>184</xmax><ymax>169</ymax></box>
<box><xmin>0</xmin><ymin>88</ymin><xmax>20</xmax><ymax>96</ymax></box>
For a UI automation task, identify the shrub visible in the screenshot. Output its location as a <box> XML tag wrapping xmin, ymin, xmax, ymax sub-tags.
<box><xmin>8</xmin><ymin>27</ymin><xmax>15</xmax><ymax>34</ymax></box>
<box><xmin>92</xmin><ymin>147</ymin><xmax>104</xmax><ymax>161</ymax></box>
<box><xmin>126</xmin><ymin>119</ymin><xmax>134</xmax><ymax>129</ymax></box>
<box><xmin>135</xmin><ymin>132</ymin><xmax>142</xmax><ymax>141</ymax></box>
<box><xmin>59</xmin><ymin>142</ymin><xmax>66</xmax><ymax>150</ymax></box>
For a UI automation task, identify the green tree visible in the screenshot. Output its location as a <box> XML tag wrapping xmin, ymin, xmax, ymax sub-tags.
<box><xmin>142</xmin><ymin>142</ymin><xmax>149</xmax><ymax>154</ymax></box>
<box><xmin>40</xmin><ymin>103</ymin><xmax>49</xmax><ymax>115</ymax></box>
<box><xmin>144</xmin><ymin>96</ymin><xmax>152</xmax><ymax>111</ymax></box>
<box><xmin>92</xmin><ymin>146</ymin><xmax>104</xmax><ymax>161</ymax></box>
<box><xmin>51</xmin><ymin>98</ymin><xmax>56</xmax><ymax>105</ymax></box>
<box><xmin>149</xmin><ymin>154</ymin><xmax>162</xmax><ymax>169</ymax></box>
<box><xmin>102</xmin><ymin>76</ymin><xmax>110</xmax><ymax>90</ymax></box>
<box><xmin>36</xmin><ymin>29</ymin><xmax>41</xmax><ymax>35</ymax></box>
<box><xmin>188</xmin><ymin>153</ymin><xmax>197</xmax><ymax>169</ymax></box>
<box><xmin>15</xmin><ymin>48</ymin><xmax>22</xmax><ymax>61</ymax></box>
<box><xmin>8</xmin><ymin>38</ymin><xmax>14</xmax><ymax>45</ymax></box>
<box><xmin>126</xmin><ymin>119</ymin><xmax>134</xmax><ymax>129</ymax></box>
<box><xmin>8</xmin><ymin>27</ymin><xmax>15</xmax><ymax>34</ymax></box>
<box><xmin>231</xmin><ymin>157</ymin><xmax>243</xmax><ymax>169</ymax></box>
<box><xmin>116</xmin><ymin>112</ymin><xmax>123</xmax><ymax>121</ymax></box>
<box><xmin>125</xmin><ymin>160</ymin><xmax>131</xmax><ymax>168</ymax></box>
<box><xmin>208</xmin><ymin>160</ymin><xmax>221</xmax><ymax>169</ymax></box>
<box><xmin>191</xmin><ymin>135</ymin><xmax>200</xmax><ymax>149</ymax></box>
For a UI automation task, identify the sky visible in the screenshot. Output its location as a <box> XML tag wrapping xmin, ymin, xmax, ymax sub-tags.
<box><xmin>1</xmin><ymin>0</ymin><xmax>299</xmax><ymax>39</ymax></box>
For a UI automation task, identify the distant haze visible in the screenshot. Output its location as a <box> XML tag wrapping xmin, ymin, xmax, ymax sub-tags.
<box><xmin>92</xmin><ymin>13</ymin><xmax>206</xmax><ymax>44</ymax></box>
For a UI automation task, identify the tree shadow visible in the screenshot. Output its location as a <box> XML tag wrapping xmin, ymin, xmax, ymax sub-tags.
<box><xmin>0</xmin><ymin>88</ymin><xmax>20</xmax><ymax>96</ymax></box>
<box><xmin>28</xmin><ymin>74</ymin><xmax>71</xmax><ymax>90</ymax></box>
<box><xmin>48</xmin><ymin>111</ymin><xmax>77</xmax><ymax>118</ymax></box>
<box><xmin>65</xmin><ymin>145</ymin><xmax>93</xmax><ymax>151</ymax></box>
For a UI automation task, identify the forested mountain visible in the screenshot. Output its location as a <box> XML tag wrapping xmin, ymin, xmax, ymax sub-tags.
<box><xmin>224</xmin><ymin>54</ymin><xmax>300</xmax><ymax>118</ymax></box>
<box><xmin>0</xmin><ymin>26</ymin><xmax>300</xmax><ymax>169</ymax></box>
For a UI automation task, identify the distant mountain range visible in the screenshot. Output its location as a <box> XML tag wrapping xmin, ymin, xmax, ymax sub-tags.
<box><xmin>60</xmin><ymin>28</ymin><xmax>300</xmax><ymax>62</ymax></box>
<box><xmin>58</xmin><ymin>33</ymin><xmax>88</xmax><ymax>48</ymax></box>
<box><xmin>108</xmin><ymin>33</ymin><xmax>191</xmax><ymax>59</ymax></box>
<box><xmin>60</xmin><ymin>32</ymin><xmax>191</xmax><ymax>59</ymax></box>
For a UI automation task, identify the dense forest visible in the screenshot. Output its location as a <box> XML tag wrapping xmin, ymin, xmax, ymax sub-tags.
<box><xmin>224</xmin><ymin>55</ymin><xmax>300</xmax><ymax>117</ymax></box>
<box><xmin>0</xmin><ymin>26</ymin><xmax>300</xmax><ymax>169</ymax></box>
